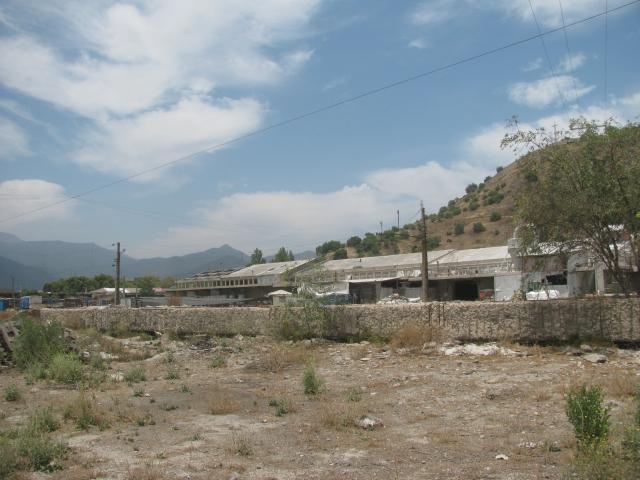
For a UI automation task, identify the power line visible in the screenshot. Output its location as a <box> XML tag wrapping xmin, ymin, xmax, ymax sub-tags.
<box><xmin>528</xmin><ymin>0</ymin><xmax>568</xmax><ymax>109</ymax></box>
<box><xmin>0</xmin><ymin>0</ymin><xmax>638</xmax><ymax>225</ymax></box>
<box><xmin>558</xmin><ymin>0</ymin><xmax>581</xmax><ymax>105</ymax></box>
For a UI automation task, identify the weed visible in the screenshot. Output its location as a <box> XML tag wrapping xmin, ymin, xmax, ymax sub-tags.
<box><xmin>63</xmin><ymin>394</ymin><xmax>109</xmax><ymax>431</ymax></box>
<box><xmin>319</xmin><ymin>402</ymin><xmax>364</xmax><ymax>430</ymax></box>
<box><xmin>164</xmin><ymin>367</ymin><xmax>180</xmax><ymax>380</ymax></box>
<box><xmin>12</xmin><ymin>319</ymin><xmax>68</xmax><ymax>370</ymax></box>
<box><xmin>268</xmin><ymin>397</ymin><xmax>294</xmax><ymax>417</ymax></box>
<box><xmin>210</xmin><ymin>354</ymin><xmax>226</xmax><ymax>368</ymax></box>
<box><xmin>231</xmin><ymin>434</ymin><xmax>253</xmax><ymax>456</ymax></box>
<box><xmin>4</xmin><ymin>384</ymin><xmax>21</xmax><ymax>402</ymax></box>
<box><xmin>164</xmin><ymin>351</ymin><xmax>175</xmax><ymax>364</ymax></box>
<box><xmin>133</xmin><ymin>388</ymin><xmax>144</xmax><ymax>397</ymax></box>
<box><xmin>28</xmin><ymin>406</ymin><xmax>59</xmax><ymax>433</ymax></box>
<box><xmin>15</xmin><ymin>430</ymin><xmax>67</xmax><ymax>472</ymax></box>
<box><xmin>90</xmin><ymin>352</ymin><xmax>107</xmax><ymax>371</ymax></box>
<box><xmin>123</xmin><ymin>366</ymin><xmax>147</xmax><ymax>385</ymax></box>
<box><xmin>180</xmin><ymin>384</ymin><xmax>191</xmax><ymax>394</ymax></box>
<box><xmin>161</xmin><ymin>404</ymin><xmax>178</xmax><ymax>411</ymax></box>
<box><xmin>190</xmin><ymin>433</ymin><xmax>202</xmax><ymax>441</ymax></box>
<box><xmin>303</xmin><ymin>363</ymin><xmax>324</xmax><ymax>395</ymax></box>
<box><xmin>135</xmin><ymin>414</ymin><xmax>155</xmax><ymax>427</ymax></box>
<box><xmin>49</xmin><ymin>352</ymin><xmax>84</xmax><ymax>385</ymax></box>
<box><xmin>344</xmin><ymin>388</ymin><xmax>362</xmax><ymax>403</ymax></box>
<box><xmin>249</xmin><ymin>346</ymin><xmax>307</xmax><ymax>372</ymax></box>
<box><xmin>565</xmin><ymin>385</ymin><xmax>610</xmax><ymax>448</ymax></box>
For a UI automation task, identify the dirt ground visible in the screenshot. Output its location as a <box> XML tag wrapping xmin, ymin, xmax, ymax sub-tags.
<box><xmin>1</xmin><ymin>330</ymin><xmax>639</xmax><ymax>480</ymax></box>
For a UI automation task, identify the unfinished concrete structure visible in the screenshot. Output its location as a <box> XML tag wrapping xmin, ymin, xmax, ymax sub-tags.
<box><xmin>166</xmin><ymin>260</ymin><xmax>311</xmax><ymax>306</ymax></box>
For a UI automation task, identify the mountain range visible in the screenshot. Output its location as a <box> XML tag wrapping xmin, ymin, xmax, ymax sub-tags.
<box><xmin>0</xmin><ymin>235</ymin><xmax>316</xmax><ymax>291</ymax></box>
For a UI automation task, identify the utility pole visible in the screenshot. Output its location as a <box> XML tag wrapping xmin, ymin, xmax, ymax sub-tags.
<box><xmin>420</xmin><ymin>202</ymin><xmax>429</xmax><ymax>302</ymax></box>
<box><xmin>114</xmin><ymin>242</ymin><xmax>121</xmax><ymax>306</ymax></box>
<box><xmin>397</xmin><ymin>210</ymin><xmax>400</xmax><ymax>230</ymax></box>
<box><xmin>379</xmin><ymin>221</ymin><xmax>383</xmax><ymax>235</ymax></box>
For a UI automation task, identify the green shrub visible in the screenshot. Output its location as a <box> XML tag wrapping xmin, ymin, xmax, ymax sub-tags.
<box><xmin>4</xmin><ymin>384</ymin><xmax>20</xmax><ymax>402</ymax></box>
<box><xmin>454</xmin><ymin>223</ymin><xmax>465</xmax><ymax>235</ymax></box>
<box><xmin>13</xmin><ymin>319</ymin><xmax>68</xmax><ymax>369</ymax></box>
<box><xmin>490</xmin><ymin>211</ymin><xmax>502</xmax><ymax>222</ymax></box>
<box><xmin>268</xmin><ymin>398</ymin><xmax>293</xmax><ymax>417</ymax></box>
<box><xmin>165</xmin><ymin>367</ymin><xmax>180</xmax><ymax>380</ymax></box>
<box><xmin>0</xmin><ymin>437</ymin><xmax>18</xmax><ymax>477</ymax></box>
<box><xmin>566</xmin><ymin>385</ymin><xmax>610</xmax><ymax>448</ymax></box>
<box><xmin>469</xmin><ymin>201</ymin><xmax>479</xmax><ymax>211</ymax></box>
<box><xmin>473</xmin><ymin>222</ymin><xmax>486</xmax><ymax>233</ymax></box>
<box><xmin>210</xmin><ymin>355</ymin><xmax>226</xmax><ymax>368</ymax></box>
<box><xmin>63</xmin><ymin>394</ymin><xmax>109</xmax><ymax>431</ymax></box>
<box><xmin>16</xmin><ymin>431</ymin><xmax>66</xmax><ymax>472</ymax></box>
<box><xmin>303</xmin><ymin>363</ymin><xmax>324</xmax><ymax>395</ymax></box>
<box><xmin>48</xmin><ymin>353</ymin><xmax>84</xmax><ymax>385</ymax></box>
<box><xmin>123</xmin><ymin>366</ymin><xmax>147</xmax><ymax>384</ymax></box>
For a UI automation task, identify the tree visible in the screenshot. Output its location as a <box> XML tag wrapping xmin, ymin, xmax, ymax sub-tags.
<box><xmin>249</xmin><ymin>248</ymin><xmax>266</xmax><ymax>265</ymax></box>
<box><xmin>288</xmin><ymin>250</ymin><xmax>295</xmax><ymax>261</ymax></box>
<box><xmin>465</xmin><ymin>183</ymin><xmax>478</xmax><ymax>194</ymax></box>
<box><xmin>502</xmin><ymin>118</ymin><xmax>640</xmax><ymax>295</ymax></box>
<box><xmin>333</xmin><ymin>248</ymin><xmax>348</xmax><ymax>260</ymax></box>
<box><xmin>273</xmin><ymin>247</ymin><xmax>292</xmax><ymax>262</ymax></box>
<box><xmin>454</xmin><ymin>223</ymin><xmax>465</xmax><ymax>235</ymax></box>
<box><xmin>346</xmin><ymin>236</ymin><xmax>362</xmax><ymax>248</ymax></box>
<box><xmin>133</xmin><ymin>276</ymin><xmax>161</xmax><ymax>296</ymax></box>
<box><xmin>316</xmin><ymin>240</ymin><xmax>344</xmax><ymax>256</ymax></box>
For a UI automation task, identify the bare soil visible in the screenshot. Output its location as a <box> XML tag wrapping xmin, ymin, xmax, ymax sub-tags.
<box><xmin>2</xmin><ymin>332</ymin><xmax>639</xmax><ymax>480</ymax></box>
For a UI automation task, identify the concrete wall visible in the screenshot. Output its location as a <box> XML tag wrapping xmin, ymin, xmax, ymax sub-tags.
<box><xmin>40</xmin><ymin>298</ymin><xmax>640</xmax><ymax>343</ymax></box>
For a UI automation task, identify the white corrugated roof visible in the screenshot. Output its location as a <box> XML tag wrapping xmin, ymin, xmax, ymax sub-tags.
<box><xmin>434</xmin><ymin>246</ymin><xmax>511</xmax><ymax>265</ymax></box>
<box><xmin>320</xmin><ymin>249</ymin><xmax>453</xmax><ymax>271</ymax></box>
<box><xmin>224</xmin><ymin>259</ymin><xmax>311</xmax><ymax>277</ymax></box>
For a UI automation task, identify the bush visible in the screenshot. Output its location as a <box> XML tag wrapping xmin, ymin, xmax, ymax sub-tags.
<box><xmin>63</xmin><ymin>394</ymin><xmax>109</xmax><ymax>431</ymax></box>
<box><xmin>426</xmin><ymin>235</ymin><xmax>441</xmax><ymax>250</ymax></box>
<box><xmin>346</xmin><ymin>235</ymin><xmax>361</xmax><ymax>248</ymax></box>
<box><xmin>28</xmin><ymin>406</ymin><xmax>59</xmax><ymax>433</ymax></box>
<box><xmin>473</xmin><ymin>222</ymin><xmax>486</xmax><ymax>233</ymax></box>
<box><xmin>454</xmin><ymin>223</ymin><xmax>465</xmax><ymax>235</ymax></box>
<box><xmin>469</xmin><ymin>201</ymin><xmax>479</xmax><ymax>211</ymax></box>
<box><xmin>496</xmin><ymin>166</ymin><xmax>504</xmax><ymax>173</ymax></box>
<box><xmin>4</xmin><ymin>384</ymin><xmax>20</xmax><ymax>402</ymax></box>
<box><xmin>566</xmin><ymin>385</ymin><xmax>610</xmax><ymax>448</ymax></box>
<box><xmin>465</xmin><ymin>183</ymin><xmax>478</xmax><ymax>194</ymax></box>
<box><xmin>15</xmin><ymin>431</ymin><xmax>66</xmax><ymax>472</ymax></box>
<box><xmin>13</xmin><ymin>319</ymin><xmax>68</xmax><ymax>370</ymax></box>
<box><xmin>303</xmin><ymin>363</ymin><xmax>324</xmax><ymax>395</ymax></box>
<box><xmin>490</xmin><ymin>211</ymin><xmax>502</xmax><ymax>222</ymax></box>
<box><xmin>123</xmin><ymin>366</ymin><xmax>147</xmax><ymax>384</ymax></box>
<box><xmin>269</xmin><ymin>398</ymin><xmax>294</xmax><ymax>417</ymax></box>
<box><xmin>48</xmin><ymin>353</ymin><xmax>84</xmax><ymax>385</ymax></box>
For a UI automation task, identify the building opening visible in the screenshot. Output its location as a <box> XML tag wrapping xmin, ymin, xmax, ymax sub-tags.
<box><xmin>454</xmin><ymin>280</ymin><xmax>478</xmax><ymax>300</ymax></box>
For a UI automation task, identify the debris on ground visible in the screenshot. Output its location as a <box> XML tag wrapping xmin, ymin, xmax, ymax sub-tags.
<box><xmin>583</xmin><ymin>353</ymin><xmax>607</xmax><ymax>364</ymax></box>
<box><xmin>495</xmin><ymin>454</ymin><xmax>509</xmax><ymax>460</ymax></box>
<box><xmin>440</xmin><ymin>342</ymin><xmax>519</xmax><ymax>357</ymax></box>
<box><xmin>376</xmin><ymin>294</ymin><xmax>420</xmax><ymax>304</ymax></box>
<box><xmin>356</xmin><ymin>415</ymin><xmax>384</xmax><ymax>430</ymax></box>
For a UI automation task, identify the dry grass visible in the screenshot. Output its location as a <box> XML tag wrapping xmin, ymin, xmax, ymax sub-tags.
<box><xmin>390</xmin><ymin>323</ymin><xmax>443</xmax><ymax>350</ymax></box>
<box><xmin>229</xmin><ymin>434</ymin><xmax>253</xmax><ymax>457</ymax></box>
<box><xmin>208</xmin><ymin>390</ymin><xmax>240</xmax><ymax>415</ymax></box>
<box><xmin>318</xmin><ymin>400</ymin><xmax>367</xmax><ymax>430</ymax></box>
<box><xmin>125</xmin><ymin>463</ymin><xmax>171</xmax><ymax>480</ymax></box>
<box><xmin>247</xmin><ymin>345</ymin><xmax>309</xmax><ymax>372</ymax></box>
<box><xmin>601</xmin><ymin>372</ymin><xmax>638</xmax><ymax>399</ymax></box>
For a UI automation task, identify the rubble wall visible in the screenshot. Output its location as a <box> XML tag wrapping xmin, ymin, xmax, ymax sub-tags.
<box><xmin>40</xmin><ymin>298</ymin><xmax>640</xmax><ymax>342</ymax></box>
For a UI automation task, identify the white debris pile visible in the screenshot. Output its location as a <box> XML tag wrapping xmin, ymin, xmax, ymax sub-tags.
<box><xmin>440</xmin><ymin>342</ymin><xmax>518</xmax><ymax>357</ymax></box>
<box><xmin>377</xmin><ymin>294</ymin><xmax>420</xmax><ymax>304</ymax></box>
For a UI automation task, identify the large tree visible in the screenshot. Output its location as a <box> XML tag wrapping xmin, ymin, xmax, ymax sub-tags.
<box><xmin>273</xmin><ymin>246</ymin><xmax>294</xmax><ymax>262</ymax></box>
<box><xmin>249</xmin><ymin>248</ymin><xmax>266</xmax><ymax>265</ymax></box>
<box><xmin>502</xmin><ymin>118</ymin><xmax>640</xmax><ymax>295</ymax></box>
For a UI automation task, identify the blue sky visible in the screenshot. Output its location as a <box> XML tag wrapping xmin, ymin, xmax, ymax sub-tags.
<box><xmin>0</xmin><ymin>0</ymin><xmax>638</xmax><ymax>258</ymax></box>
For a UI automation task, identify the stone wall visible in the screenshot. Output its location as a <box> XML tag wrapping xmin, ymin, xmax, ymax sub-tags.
<box><xmin>40</xmin><ymin>298</ymin><xmax>640</xmax><ymax>342</ymax></box>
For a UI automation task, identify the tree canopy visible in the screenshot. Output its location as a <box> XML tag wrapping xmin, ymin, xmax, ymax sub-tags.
<box><xmin>502</xmin><ymin>118</ymin><xmax>640</xmax><ymax>295</ymax></box>
<box><xmin>249</xmin><ymin>248</ymin><xmax>266</xmax><ymax>265</ymax></box>
<box><xmin>273</xmin><ymin>247</ymin><xmax>295</xmax><ymax>262</ymax></box>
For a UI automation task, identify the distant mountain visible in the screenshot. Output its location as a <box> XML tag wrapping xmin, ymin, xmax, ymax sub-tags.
<box><xmin>0</xmin><ymin>236</ymin><xmax>250</xmax><ymax>289</ymax></box>
<box><xmin>0</xmin><ymin>256</ymin><xmax>52</xmax><ymax>291</ymax></box>
<box><xmin>0</xmin><ymin>232</ymin><xmax>22</xmax><ymax>243</ymax></box>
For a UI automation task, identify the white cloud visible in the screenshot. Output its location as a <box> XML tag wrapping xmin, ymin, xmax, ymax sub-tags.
<box><xmin>322</xmin><ymin>75</ymin><xmax>349</xmax><ymax>92</ymax></box>
<box><xmin>0</xmin><ymin>0</ymin><xmax>321</xmax><ymax>180</ymax></box>
<box><xmin>508</xmin><ymin>75</ymin><xmax>595</xmax><ymax>108</ymax></box>
<box><xmin>522</xmin><ymin>57</ymin><xmax>543</xmax><ymax>72</ymax></box>
<box><xmin>72</xmin><ymin>96</ymin><xmax>264</xmax><ymax>180</ymax></box>
<box><xmin>0</xmin><ymin>179</ymin><xmax>73</xmax><ymax>225</ymax></box>
<box><xmin>408</xmin><ymin>38</ymin><xmax>430</xmax><ymax>49</ymax></box>
<box><xmin>410</xmin><ymin>0</ymin><xmax>457</xmax><ymax>25</ymax></box>
<box><xmin>557</xmin><ymin>52</ymin><xmax>586</xmax><ymax>73</ymax></box>
<box><xmin>0</xmin><ymin>117</ymin><xmax>30</xmax><ymax>159</ymax></box>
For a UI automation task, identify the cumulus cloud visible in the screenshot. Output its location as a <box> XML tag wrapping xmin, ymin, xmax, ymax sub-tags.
<box><xmin>0</xmin><ymin>0</ymin><xmax>321</xmax><ymax>179</ymax></box>
<box><xmin>0</xmin><ymin>179</ymin><xmax>73</xmax><ymax>225</ymax></box>
<box><xmin>72</xmin><ymin>96</ymin><xmax>264</xmax><ymax>181</ymax></box>
<box><xmin>522</xmin><ymin>57</ymin><xmax>543</xmax><ymax>72</ymax></box>
<box><xmin>0</xmin><ymin>117</ymin><xmax>30</xmax><ymax>160</ymax></box>
<box><xmin>557</xmin><ymin>52</ymin><xmax>587</xmax><ymax>73</ymax></box>
<box><xmin>508</xmin><ymin>75</ymin><xmax>595</xmax><ymax>108</ymax></box>
<box><xmin>409</xmin><ymin>0</ymin><xmax>457</xmax><ymax>25</ymax></box>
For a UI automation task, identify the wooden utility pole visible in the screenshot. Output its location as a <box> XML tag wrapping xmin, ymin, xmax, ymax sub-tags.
<box><xmin>114</xmin><ymin>242</ymin><xmax>121</xmax><ymax>306</ymax></box>
<box><xmin>397</xmin><ymin>210</ymin><xmax>400</xmax><ymax>230</ymax></box>
<box><xmin>420</xmin><ymin>202</ymin><xmax>429</xmax><ymax>302</ymax></box>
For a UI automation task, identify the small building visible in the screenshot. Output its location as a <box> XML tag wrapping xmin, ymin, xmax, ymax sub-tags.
<box><xmin>267</xmin><ymin>289</ymin><xmax>293</xmax><ymax>306</ymax></box>
<box><xmin>90</xmin><ymin>287</ymin><xmax>139</xmax><ymax>306</ymax></box>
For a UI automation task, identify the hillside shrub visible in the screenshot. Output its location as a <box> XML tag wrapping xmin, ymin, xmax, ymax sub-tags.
<box><xmin>4</xmin><ymin>384</ymin><xmax>20</xmax><ymax>402</ymax></box>
<box><xmin>303</xmin><ymin>363</ymin><xmax>324</xmax><ymax>395</ymax></box>
<box><xmin>333</xmin><ymin>248</ymin><xmax>347</xmax><ymax>260</ymax></box>
<box><xmin>469</xmin><ymin>201</ymin><xmax>479</xmax><ymax>211</ymax></box>
<box><xmin>346</xmin><ymin>236</ymin><xmax>361</xmax><ymax>248</ymax></box>
<box><xmin>454</xmin><ymin>223</ymin><xmax>465</xmax><ymax>235</ymax></box>
<box><xmin>473</xmin><ymin>222</ymin><xmax>486</xmax><ymax>233</ymax></box>
<box><xmin>490</xmin><ymin>211</ymin><xmax>502</xmax><ymax>222</ymax></box>
<box><xmin>496</xmin><ymin>166</ymin><xmax>503</xmax><ymax>172</ymax></box>
<box><xmin>465</xmin><ymin>183</ymin><xmax>478</xmax><ymax>193</ymax></box>
<box><xmin>48</xmin><ymin>353</ymin><xmax>84</xmax><ymax>385</ymax></box>
<box><xmin>426</xmin><ymin>235</ymin><xmax>441</xmax><ymax>250</ymax></box>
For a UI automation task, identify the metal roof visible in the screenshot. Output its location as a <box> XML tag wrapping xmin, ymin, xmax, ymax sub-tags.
<box><xmin>434</xmin><ymin>246</ymin><xmax>511</xmax><ymax>265</ymax></box>
<box><xmin>224</xmin><ymin>259</ymin><xmax>311</xmax><ymax>278</ymax></box>
<box><xmin>319</xmin><ymin>249</ymin><xmax>453</xmax><ymax>271</ymax></box>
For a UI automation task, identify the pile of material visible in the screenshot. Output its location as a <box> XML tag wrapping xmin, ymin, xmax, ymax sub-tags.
<box><xmin>377</xmin><ymin>294</ymin><xmax>413</xmax><ymax>304</ymax></box>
